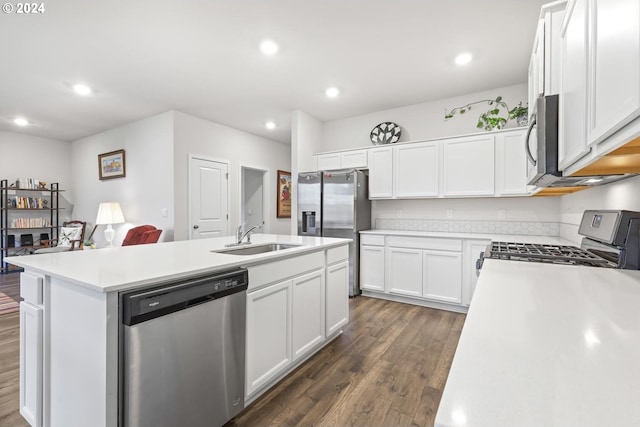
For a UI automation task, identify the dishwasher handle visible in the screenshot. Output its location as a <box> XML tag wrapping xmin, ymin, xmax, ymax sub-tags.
<box><xmin>122</xmin><ymin>269</ymin><xmax>248</xmax><ymax>326</ymax></box>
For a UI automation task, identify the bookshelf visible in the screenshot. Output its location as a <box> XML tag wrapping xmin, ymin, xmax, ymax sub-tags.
<box><xmin>1</xmin><ymin>179</ymin><xmax>62</xmax><ymax>273</ymax></box>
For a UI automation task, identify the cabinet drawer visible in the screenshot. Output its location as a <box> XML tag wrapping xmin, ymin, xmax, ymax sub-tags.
<box><xmin>387</xmin><ymin>236</ymin><xmax>462</xmax><ymax>252</ymax></box>
<box><xmin>248</xmin><ymin>251</ymin><xmax>324</xmax><ymax>290</ymax></box>
<box><xmin>360</xmin><ymin>234</ymin><xmax>385</xmax><ymax>246</ymax></box>
<box><xmin>326</xmin><ymin>245</ymin><xmax>349</xmax><ymax>265</ymax></box>
<box><xmin>20</xmin><ymin>272</ymin><xmax>43</xmax><ymax>305</ymax></box>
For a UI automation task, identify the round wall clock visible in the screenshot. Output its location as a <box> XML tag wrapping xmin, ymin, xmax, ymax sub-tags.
<box><xmin>370</xmin><ymin>122</ymin><xmax>401</xmax><ymax>145</ymax></box>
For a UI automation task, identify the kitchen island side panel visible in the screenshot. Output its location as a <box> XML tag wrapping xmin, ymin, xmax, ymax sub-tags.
<box><xmin>47</xmin><ymin>276</ymin><xmax>118</xmax><ymax>427</ymax></box>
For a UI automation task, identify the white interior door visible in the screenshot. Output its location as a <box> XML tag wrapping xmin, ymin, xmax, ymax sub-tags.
<box><xmin>189</xmin><ymin>156</ymin><xmax>229</xmax><ymax>239</ymax></box>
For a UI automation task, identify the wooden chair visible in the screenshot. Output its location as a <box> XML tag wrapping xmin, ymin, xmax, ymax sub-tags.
<box><xmin>34</xmin><ymin>220</ymin><xmax>87</xmax><ymax>254</ymax></box>
<box><xmin>122</xmin><ymin>225</ymin><xmax>162</xmax><ymax>246</ymax></box>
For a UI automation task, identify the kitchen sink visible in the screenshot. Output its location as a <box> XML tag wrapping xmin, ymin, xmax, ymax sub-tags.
<box><xmin>213</xmin><ymin>243</ymin><xmax>302</xmax><ymax>256</ymax></box>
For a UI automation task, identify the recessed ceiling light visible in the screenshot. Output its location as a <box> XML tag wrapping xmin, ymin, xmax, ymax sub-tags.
<box><xmin>14</xmin><ymin>117</ymin><xmax>29</xmax><ymax>126</ymax></box>
<box><xmin>260</xmin><ymin>40</ymin><xmax>279</xmax><ymax>55</ymax></box>
<box><xmin>325</xmin><ymin>87</ymin><xmax>340</xmax><ymax>98</ymax></box>
<box><xmin>454</xmin><ymin>52</ymin><xmax>473</xmax><ymax>66</ymax></box>
<box><xmin>265</xmin><ymin>121</ymin><xmax>276</xmax><ymax>130</ymax></box>
<box><xmin>73</xmin><ymin>83</ymin><xmax>92</xmax><ymax>96</ymax></box>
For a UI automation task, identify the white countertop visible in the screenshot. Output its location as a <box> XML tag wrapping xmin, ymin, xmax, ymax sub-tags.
<box><xmin>361</xmin><ymin>229</ymin><xmax>573</xmax><ymax>245</ymax></box>
<box><xmin>6</xmin><ymin>234</ymin><xmax>350</xmax><ymax>293</ymax></box>
<box><xmin>435</xmin><ymin>259</ymin><xmax>640</xmax><ymax>427</ymax></box>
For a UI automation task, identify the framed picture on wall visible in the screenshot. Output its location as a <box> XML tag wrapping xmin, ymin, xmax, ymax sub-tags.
<box><xmin>276</xmin><ymin>170</ymin><xmax>291</xmax><ymax>218</ymax></box>
<box><xmin>98</xmin><ymin>149</ymin><xmax>126</xmax><ymax>180</ymax></box>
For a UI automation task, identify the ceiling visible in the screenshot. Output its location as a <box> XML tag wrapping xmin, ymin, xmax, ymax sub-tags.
<box><xmin>0</xmin><ymin>0</ymin><xmax>549</xmax><ymax>144</ymax></box>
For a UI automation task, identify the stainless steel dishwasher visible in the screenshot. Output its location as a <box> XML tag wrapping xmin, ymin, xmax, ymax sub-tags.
<box><xmin>119</xmin><ymin>269</ymin><xmax>248</xmax><ymax>427</ymax></box>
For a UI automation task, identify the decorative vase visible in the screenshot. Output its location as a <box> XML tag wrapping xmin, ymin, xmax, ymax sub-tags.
<box><xmin>517</xmin><ymin>115</ymin><xmax>528</xmax><ymax>127</ymax></box>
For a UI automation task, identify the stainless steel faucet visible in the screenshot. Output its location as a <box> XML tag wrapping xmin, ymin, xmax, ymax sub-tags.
<box><xmin>234</xmin><ymin>225</ymin><xmax>261</xmax><ymax>245</ymax></box>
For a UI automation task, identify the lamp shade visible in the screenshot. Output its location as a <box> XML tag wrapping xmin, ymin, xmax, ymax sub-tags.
<box><xmin>96</xmin><ymin>202</ymin><xmax>125</xmax><ymax>225</ymax></box>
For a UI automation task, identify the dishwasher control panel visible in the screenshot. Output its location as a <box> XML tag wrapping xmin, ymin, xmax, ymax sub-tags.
<box><xmin>121</xmin><ymin>269</ymin><xmax>248</xmax><ymax>326</ymax></box>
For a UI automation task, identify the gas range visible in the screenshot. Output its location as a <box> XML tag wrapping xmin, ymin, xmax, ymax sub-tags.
<box><xmin>484</xmin><ymin>241</ymin><xmax>616</xmax><ymax>268</ymax></box>
<box><xmin>477</xmin><ymin>210</ymin><xmax>640</xmax><ymax>271</ymax></box>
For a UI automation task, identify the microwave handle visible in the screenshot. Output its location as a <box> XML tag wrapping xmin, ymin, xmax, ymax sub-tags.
<box><xmin>525</xmin><ymin>113</ymin><xmax>537</xmax><ymax>166</ymax></box>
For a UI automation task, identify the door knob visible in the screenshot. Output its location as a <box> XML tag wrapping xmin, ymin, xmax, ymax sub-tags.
<box><xmin>193</xmin><ymin>225</ymin><xmax>199</xmax><ymax>229</ymax></box>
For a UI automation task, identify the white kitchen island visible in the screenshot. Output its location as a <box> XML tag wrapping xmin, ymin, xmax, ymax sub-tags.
<box><xmin>435</xmin><ymin>259</ymin><xmax>640</xmax><ymax>427</ymax></box>
<box><xmin>7</xmin><ymin>234</ymin><xmax>351</xmax><ymax>427</ymax></box>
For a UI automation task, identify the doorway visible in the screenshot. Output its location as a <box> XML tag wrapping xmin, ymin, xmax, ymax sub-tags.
<box><xmin>240</xmin><ymin>165</ymin><xmax>268</xmax><ymax>234</ymax></box>
<box><xmin>188</xmin><ymin>155</ymin><xmax>229</xmax><ymax>239</ymax></box>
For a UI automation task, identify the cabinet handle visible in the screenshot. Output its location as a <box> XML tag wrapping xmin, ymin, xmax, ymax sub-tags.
<box><xmin>193</xmin><ymin>225</ymin><xmax>199</xmax><ymax>229</ymax></box>
<box><xmin>525</xmin><ymin>113</ymin><xmax>537</xmax><ymax>166</ymax></box>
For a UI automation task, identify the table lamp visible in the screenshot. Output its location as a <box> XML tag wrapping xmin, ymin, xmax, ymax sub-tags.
<box><xmin>96</xmin><ymin>202</ymin><xmax>125</xmax><ymax>247</ymax></box>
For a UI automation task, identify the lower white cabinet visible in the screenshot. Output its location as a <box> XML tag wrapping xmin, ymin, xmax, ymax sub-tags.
<box><xmin>423</xmin><ymin>251</ymin><xmax>462</xmax><ymax>304</ymax></box>
<box><xmin>292</xmin><ymin>269</ymin><xmax>325</xmax><ymax>361</ymax></box>
<box><xmin>245</xmin><ymin>245</ymin><xmax>349</xmax><ymax>401</ymax></box>
<box><xmin>360</xmin><ymin>244</ymin><xmax>385</xmax><ymax>292</ymax></box>
<box><xmin>20</xmin><ymin>302</ymin><xmax>43</xmax><ymax>427</ymax></box>
<box><xmin>246</xmin><ymin>280</ymin><xmax>292</xmax><ymax>397</ymax></box>
<box><xmin>326</xmin><ymin>260</ymin><xmax>349</xmax><ymax>336</ymax></box>
<box><xmin>387</xmin><ymin>247</ymin><xmax>423</xmax><ymax>297</ymax></box>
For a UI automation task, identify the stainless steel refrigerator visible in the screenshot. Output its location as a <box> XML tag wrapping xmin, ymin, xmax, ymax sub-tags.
<box><xmin>297</xmin><ymin>169</ymin><xmax>371</xmax><ymax>296</ymax></box>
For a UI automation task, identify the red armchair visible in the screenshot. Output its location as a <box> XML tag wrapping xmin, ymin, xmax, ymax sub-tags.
<box><xmin>122</xmin><ymin>225</ymin><xmax>162</xmax><ymax>246</ymax></box>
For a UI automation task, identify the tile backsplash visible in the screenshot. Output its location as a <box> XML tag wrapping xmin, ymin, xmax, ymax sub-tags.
<box><xmin>375</xmin><ymin>218</ymin><xmax>560</xmax><ymax>236</ymax></box>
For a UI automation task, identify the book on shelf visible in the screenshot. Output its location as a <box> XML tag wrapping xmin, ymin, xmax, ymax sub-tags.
<box><xmin>16</xmin><ymin>177</ymin><xmax>44</xmax><ymax>190</ymax></box>
<box><xmin>9</xmin><ymin>196</ymin><xmax>45</xmax><ymax>209</ymax></box>
<box><xmin>9</xmin><ymin>217</ymin><xmax>51</xmax><ymax>228</ymax></box>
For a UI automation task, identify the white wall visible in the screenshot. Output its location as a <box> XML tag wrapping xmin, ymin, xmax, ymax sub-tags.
<box><xmin>173</xmin><ymin>111</ymin><xmax>291</xmax><ymax>241</ymax></box>
<box><xmin>70</xmin><ymin>112</ymin><xmax>175</xmax><ymax>246</ymax></box>
<box><xmin>321</xmin><ymin>83</ymin><xmax>528</xmax><ymax>151</ymax></box>
<box><xmin>290</xmin><ymin>110</ymin><xmax>324</xmax><ymax>234</ymax></box>
<box><xmin>559</xmin><ymin>176</ymin><xmax>640</xmax><ymax>244</ymax></box>
<box><xmin>0</xmin><ymin>131</ymin><xmax>72</xmax><ymax>199</ymax></box>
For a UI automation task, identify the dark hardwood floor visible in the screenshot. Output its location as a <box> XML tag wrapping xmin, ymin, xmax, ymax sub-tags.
<box><xmin>0</xmin><ymin>271</ymin><xmax>465</xmax><ymax>427</ymax></box>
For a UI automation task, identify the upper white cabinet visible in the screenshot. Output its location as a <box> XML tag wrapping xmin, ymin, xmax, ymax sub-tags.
<box><xmin>559</xmin><ymin>0</ymin><xmax>640</xmax><ymax>173</ymax></box>
<box><xmin>496</xmin><ymin>130</ymin><xmax>529</xmax><ymax>196</ymax></box>
<box><xmin>314</xmin><ymin>149</ymin><xmax>368</xmax><ymax>171</ymax></box>
<box><xmin>559</xmin><ymin>0</ymin><xmax>590</xmax><ymax>169</ymax></box>
<box><xmin>587</xmin><ymin>0</ymin><xmax>640</xmax><ymax>145</ymax></box>
<box><xmin>368</xmin><ymin>146</ymin><xmax>394</xmax><ymax>198</ymax></box>
<box><xmin>394</xmin><ymin>141</ymin><xmax>439</xmax><ymax>198</ymax></box>
<box><xmin>443</xmin><ymin>135</ymin><xmax>495</xmax><ymax>196</ymax></box>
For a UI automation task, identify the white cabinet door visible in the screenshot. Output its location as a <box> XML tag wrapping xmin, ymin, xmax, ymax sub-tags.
<box><xmin>341</xmin><ymin>150</ymin><xmax>368</xmax><ymax>169</ymax></box>
<box><xmin>360</xmin><ymin>245</ymin><xmax>385</xmax><ymax>292</ymax></box>
<box><xmin>463</xmin><ymin>240</ymin><xmax>491</xmax><ymax>306</ymax></box>
<box><xmin>588</xmin><ymin>0</ymin><xmax>640</xmax><ymax>145</ymax></box>
<box><xmin>559</xmin><ymin>0</ymin><xmax>590</xmax><ymax>170</ymax></box>
<box><xmin>496</xmin><ymin>130</ymin><xmax>529</xmax><ymax>195</ymax></box>
<box><xmin>528</xmin><ymin>20</ymin><xmax>545</xmax><ymax>114</ymax></box>
<box><xmin>394</xmin><ymin>141</ymin><xmax>439</xmax><ymax>198</ymax></box>
<box><xmin>20</xmin><ymin>302</ymin><xmax>43</xmax><ymax>427</ymax></box>
<box><xmin>443</xmin><ymin>135</ymin><xmax>495</xmax><ymax>196</ymax></box>
<box><xmin>292</xmin><ymin>269</ymin><xmax>325</xmax><ymax>361</ymax></box>
<box><xmin>423</xmin><ymin>251</ymin><xmax>462</xmax><ymax>304</ymax></box>
<box><xmin>316</xmin><ymin>153</ymin><xmax>342</xmax><ymax>171</ymax></box>
<box><xmin>368</xmin><ymin>147</ymin><xmax>393</xmax><ymax>198</ymax></box>
<box><xmin>246</xmin><ymin>280</ymin><xmax>292</xmax><ymax>396</ymax></box>
<box><xmin>387</xmin><ymin>247</ymin><xmax>423</xmax><ymax>297</ymax></box>
<box><xmin>326</xmin><ymin>261</ymin><xmax>349</xmax><ymax>337</ymax></box>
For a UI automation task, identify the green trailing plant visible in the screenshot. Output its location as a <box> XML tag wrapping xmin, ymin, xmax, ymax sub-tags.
<box><xmin>508</xmin><ymin>101</ymin><xmax>528</xmax><ymax>121</ymax></box>
<box><xmin>444</xmin><ymin>96</ymin><xmax>528</xmax><ymax>131</ymax></box>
